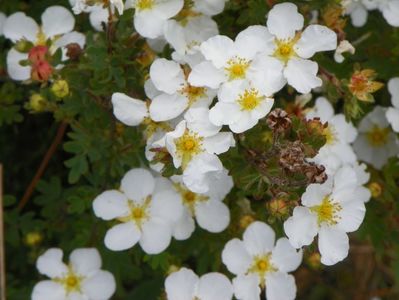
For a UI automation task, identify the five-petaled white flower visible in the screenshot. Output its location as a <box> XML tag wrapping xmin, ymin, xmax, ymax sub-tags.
<box><xmin>3</xmin><ymin>6</ymin><xmax>85</xmax><ymax>81</ymax></box>
<box><xmin>284</xmin><ymin>165</ymin><xmax>368</xmax><ymax>265</ymax></box>
<box><xmin>222</xmin><ymin>221</ymin><xmax>303</xmax><ymax>300</ymax></box>
<box><xmin>93</xmin><ymin>168</ymin><xmax>183</xmax><ymax>254</ymax></box>
<box><xmin>165</xmin><ymin>267</ymin><xmax>233</xmax><ymax>300</ymax></box>
<box><xmin>353</xmin><ymin>106</ymin><xmax>399</xmax><ymax>169</ymax></box>
<box><xmin>32</xmin><ymin>248</ymin><xmax>116</xmax><ymax>300</ymax></box>
<box><xmin>258</xmin><ymin>2</ymin><xmax>337</xmax><ymax>94</ymax></box>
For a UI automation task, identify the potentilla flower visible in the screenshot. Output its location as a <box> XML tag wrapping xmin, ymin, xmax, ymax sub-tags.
<box><xmin>188</xmin><ymin>25</ymin><xmax>278</xmax><ymax>92</ymax></box>
<box><xmin>165</xmin><ymin>267</ymin><xmax>233</xmax><ymax>300</ymax></box>
<box><xmin>306</xmin><ymin>97</ymin><xmax>358</xmax><ymax>173</ymax></box>
<box><xmin>160</xmin><ymin>107</ymin><xmax>235</xmax><ymax>192</ymax></box>
<box><xmin>386</xmin><ymin>77</ymin><xmax>399</xmax><ymax>132</ymax></box>
<box><xmin>284</xmin><ymin>165</ymin><xmax>368</xmax><ymax>265</ymax></box>
<box><xmin>3</xmin><ymin>6</ymin><xmax>85</xmax><ymax>81</ymax></box>
<box><xmin>129</xmin><ymin>0</ymin><xmax>184</xmax><ymax>39</ymax></box>
<box><xmin>222</xmin><ymin>221</ymin><xmax>303</xmax><ymax>300</ymax></box>
<box><xmin>164</xmin><ymin>15</ymin><xmax>218</xmax><ymax>66</ymax></box>
<box><xmin>209</xmin><ymin>79</ymin><xmax>275</xmax><ymax>133</ymax></box>
<box><xmin>348</xmin><ymin>69</ymin><xmax>384</xmax><ymax>102</ymax></box>
<box><xmin>255</xmin><ymin>2</ymin><xmax>337</xmax><ymax>94</ymax></box>
<box><xmin>149</xmin><ymin>58</ymin><xmax>217</xmax><ymax>121</ymax></box>
<box><xmin>353</xmin><ymin>106</ymin><xmax>399</xmax><ymax>169</ymax></box>
<box><xmin>93</xmin><ymin>168</ymin><xmax>183</xmax><ymax>253</ymax></box>
<box><xmin>32</xmin><ymin>248</ymin><xmax>116</xmax><ymax>300</ymax></box>
<box><xmin>166</xmin><ymin>171</ymin><xmax>232</xmax><ymax>239</ymax></box>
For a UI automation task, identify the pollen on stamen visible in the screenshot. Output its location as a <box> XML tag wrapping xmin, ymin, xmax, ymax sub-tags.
<box><xmin>175</xmin><ymin>130</ymin><xmax>204</xmax><ymax>169</ymax></box>
<box><xmin>237</xmin><ymin>88</ymin><xmax>264</xmax><ymax>111</ymax></box>
<box><xmin>225</xmin><ymin>57</ymin><xmax>250</xmax><ymax>80</ymax></box>
<box><xmin>310</xmin><ymin>196</ymin><xmax>342</xmax><ymax>226</ymax></box>
<box><xmin>136</xmin><ymin>0</ymin><xmax>154</xmax><ymax>10</ymax></box>
<box><xmin>366</xmin><ymin>125</ymin><xmax>390</xmax><ymax>147</ymax></box>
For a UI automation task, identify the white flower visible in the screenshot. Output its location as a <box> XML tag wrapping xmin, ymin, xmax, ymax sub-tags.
<box><xmin>284</xmin><ymin>165</ymin><xmax>367</xmax><ymax>265</ymax></box>
<box><xmin>3</xmin><ymin>6</ymin><xmax>85</xmax><ymax>81</ymax></box>
<box><xmin>257</xmin><ymin>2</ymin><xmax>337</xmax><ymax>94</ymax></box>
<box><xmin>130</xmin><ymin>0</ymin><xmax>184</xmax><ymax>39</ymax></box>
<box><xmin>353</xmin><ymin>106</ymin><xmax>399</xmax><ymax>169</ymax></box>
<box><xmin>93</xmin><ymin>168</ymin><xmax>183</xmax><ymax>254</ymax></box>
<box><xmin>161</xmin><ymin>107</ymin><xmax>235</xmax><ymax>192</ymax></box>
<box><xmin>209</xmin><ymin>79</ymin><xmax>274</xmax><ymax>133</ymax></box>
<box><xmin>222</xmin><ymin>221</ymin><xmax>302</xmax><ymax>300</ymax></box>
<box><xmin>334</xmin><ymin>40</ymin><xmax>355</xmax><ymax>63</ymax></box>
<box><xmin>188</xmin><ymin>26</ymin><xmax>276</xmax><ymax>91</ymax></box>
<box><xmin>306</xmin><ymin>97</ymin><xmax>358</xmax><ymax>173</ymax></box>
<box><xmin>32</xmin><ymin>248</ymin><xmax>116</xmax><ymax>300</ymax></box>
<box><xmin>149</xmin><ymin>58</ymin><xmax>217</xmax><ymax>121</ymax></box>
<box><xmin>164</xmin><ymin>16</ymin><xmax>218</xmax><ymax>66</ymax></box>
<box><xmin>386</xmin><ymin>77</ymin><xmax>399</xmax><ymax>132</ymax></box>
<box><xmin>168</xmin><ymin>170</ymin><xmax>232</xmax><ymax>239</ymax></box>
<box><xmin>342</xmin><ymin>0</ymin><xmax>369</xmax><ymax>27</ymax></box>
<box><xmin>165</xmin><ymin>267</ymin><xmax>233</xmax><ymax>300</ymax></box>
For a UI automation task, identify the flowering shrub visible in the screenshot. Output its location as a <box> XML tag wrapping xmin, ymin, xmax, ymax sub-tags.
<box><xmin>1</xmin><ymin>0</ymin><xmax>399</xmax><ymax>299</ymax></box>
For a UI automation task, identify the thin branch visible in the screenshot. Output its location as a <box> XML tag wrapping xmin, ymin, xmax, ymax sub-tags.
<box><xmin>18</xmin><ymin>122</ymin><xmax>68</xmax><ymax>211</ymax></box>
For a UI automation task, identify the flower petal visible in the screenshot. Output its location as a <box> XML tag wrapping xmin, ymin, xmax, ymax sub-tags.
<box><xmin>243</xmin><ymin>221</ymin><xmax>275</xmax><ymax>256</ymax></box>
<box><xmin>188</xmin><ymin>60</ymin><xmax>225</xmax><ymax>89</ymax></box>
<box><xmin>111</xmin><ymin>93</ymin><xmax>148</xmax><ymax>126</ymax></box>
<box><xmin>200</xmin><ymin>35</ymin><xmax>234</xmax><ymax>68</ymax></box>
<box><xmin>172</xmin><ymin>208</ymin><xmax>195</xmax><ymax>240</ymax></box>
<box><xmin>104</xmin><ymin>221</ymin><xmax>141</xmax><ymax>251</ymax></box>
<box><xmin>6</xmin><ymin>49</ymin><xmax>30</xmax><ymax>81</ymax></box>
<box><xmin>32</xmin><ymin>281</ymin><xmax>66</xmax><ymax>300</ymax></box>
<box><xmin>301</xmin><ymin>183</ymin><xmax>331</xmax><ymax>207</ymax></box>
<box><xmin>69</xmin><ymin>248</ymin><xmax>101</xmax><ymax>276</ymax></box>
<box><xmin>139</xmin><ymin>219</ymin><xmax>172</xmax><ymax>254</ymax></box>
<box><xmin>267</xmin><ymin>2</ymin><xmax>304</xmax><ymax>39</ymax></box>
<box><xmin>232</xmin><ymin>274</ymin><xmax>260</xmax><ymax>300</ymax></box>
<box><xmin>265</xmin><ymin>272</ymin><xmax>297</xmax><ymax>300</ymax></box>
<box><xmin>283</xmin><ymin>206</ymin><xmax>318</xmax><ymax>248</ymax></box>
<box><xmin>3</xmin><ymin>12</ymin><xmax>39</xmax><ymax>42</ymax></box>
<box><xmin>196</xmin><ymin>273</ymin><xmax>233</xmax><ymax>300</ymax></box>
<box><xmin>318</xmin><ymin>226</ymin><xmax>349</xmax><ymax>266</ymax></box>
<box><xmin>195</xmin><ymin>200</ymin><xmax>230</xmax><ymax>233</ymax></box>
<box><xmin>284</xmin><ymin>58</ymin><xmax>322</xmax><ymax>94</ymax></box>
<box><xmin>36</xmin><ymin>248</ymin><xmax>68</xmax><ymax>278</ymax></box>
<box><xmin>120</xmin><ymin>168</ymin><xmax>154</xmax><ymax>202</ymax></box>
<box><xmin>222</xmin><ymin>239</ymin><xmax>252</xmax><ymax>275</ymax></box>
<box><xmin>271</xmin><ymin>238</ymin><xmax>302</xmax><ymax>273</ymax></box>
<box><xmin>134</xmin><ymin>11</ymin><xmax>165</xmax><ymax>39</ymax></box>
<box><xmin>295</xmin><ymin>25</ymin><xmax>337</xmax><ymax>59</ymax></box>
<box><xmin>203</xmin><ymin>132</ymin><xmax>235</xmax><ymax>155</ymax></box>
<box><xmin>93</xmin><ymin>190</ymin><xmax>129</xmax><ymax>221</ymax></box>
<box><xmin>150</xmin><ymin>58</ymin><xmax>185</xmax><ymax>94</ymax></box>
<box><xmin>150</xmin><ymin>93</ymin><xmax>188</xmax><ymax>122</ymax></box>
<box><xmin>82</xmin><ymin>270</ymin><xmax>116</xmax><ymax>300</ymax></box>
<box><xmin>151</xmin><ymin>189</ymin><xmax>183</xmax><ymax>223</ymax></box>
<box><xmin>165</xmin><ymin>268</ymin><xmax>198</xmax><ymax>300</ymax></box>
<box><xmin>42</xmin><ymin>6</ymin><xmax>75</xmax><ymax>38</ymax></box>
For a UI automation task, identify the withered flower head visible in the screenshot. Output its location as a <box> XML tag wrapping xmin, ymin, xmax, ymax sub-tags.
<box><xmin>267</xmin><ymin>108</ymin><xmax>292</xmax><ymax>133</ymax></box>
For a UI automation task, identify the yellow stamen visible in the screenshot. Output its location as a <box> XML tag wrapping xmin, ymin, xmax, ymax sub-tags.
<box><xmin>36</xmin><ymin>28</ymin><xmax>47</xmax><ymax>46</ymax></box>
<box><xmin>174</xmin><ymin>183</ymin><xmax>209</xmax><ymax>214</ymax></box>
<box><xmin>323</xmin><ymin>125</ymin><xmax>337</xmax><ymax>145</ymax></box>
<box><xmin>136</xmin><ymin>0</ymin><xmax>154</xmax><ymax>10</ymax></box>
<box><xmin>237</xmin><ymin>88</ymin><xmax>264</xmax><ymax>111</ymax></box>
<box><xmin>248</xmin><ymin>254</ymin><xmax>276</xmax><ymax>283</ymax></box>
<box><xmin>179</xmin><ymin>85</ymin><xmax>206</xmax><ymax>106</ymax></box>
<box><xmin>175</xmin><ymin>130</ymin><xmax>203</xmax><ymax>169</ymax></box>
<box><xmin>117</xmin><ymin>197</ymin><xmax>151</xmax><ymax>230</ymax></box>
<box><xmin>225</xmin><ymin>57</ymin><xmax>250</xmax><ymax>80</ymax></box>
<box><xmin>273</xmin><ymin>36</ymin><xmax>299</xmax><ymax>64</ymax></box>
<box><xmin>54</xmin><ymin>268</ymin><xmax>84</xmax><ymax>294</ymax></box>
<box><xmin>310</xmin><ymin>196</ymin><xmax>342</xmax><ymax>226</ymax></box>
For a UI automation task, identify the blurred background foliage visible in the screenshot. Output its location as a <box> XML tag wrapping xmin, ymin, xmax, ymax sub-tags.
<box><xmin>1</xmin><ymin>0</ymin><xmax>399</xmax><ymax>299</ymax></box>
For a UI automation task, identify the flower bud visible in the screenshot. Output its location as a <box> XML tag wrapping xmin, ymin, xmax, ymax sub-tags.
<box><xmin>267</xmin><ymin>197</ymin><xmax>289</xmax><ymax>218</ymax></box>
<box><xmin>266</xmin><ymin>108</ymin><xmax>292</xmax><ymax>133</ymax></box>
<box><xmin>51</xmin><ymin>80</ymin><xmax>69</xmax><ymax>98</ymax></box>
<box><xmin>239</xmin><ymin>214</ymin><xmax>255</xmax><ymax>229</ymax></box>
<box><xmin>31</xmin><ymin>61</ymin><xmax>53</xmax><ymax>81</ymax></box>
<box><xmin>368</xmin><ymin>182</ymin><xmax>382</xmax><ymax>198</ymax></box>
<box><xmin>14</xmin><ymin>39</ymin><xmax>32</xmax><ymax>52</ymax></box>
<box><xmin>24</xmin><ymin>231</ymin><xmax>43</xmax><ymax>247</ymax></box>
<box><xmin>307</xmin><ymin>252</ymin><xmax>321</xmax><ymax>270</ymax></box>
<box><xmin>28</xmin><ymin>45</ymin><xmax>49</xmax><ymax>64</ymax></box>
<box><xmin>29</xmin><ymin>94</ymin><xmax>47</xmax><ymax>112</ymax></box>
<box><xmin>66</xmin><ymin>43</ymin><xmax>83</xmax><ymax>61</ymax></box>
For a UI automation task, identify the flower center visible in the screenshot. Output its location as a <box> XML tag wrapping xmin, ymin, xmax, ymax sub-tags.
<box><xmin>36</xmin><ymin>28</ymin><xmax>47</xmax><ymax>46</ymax></box>
<box><xmin>248</xmin><ymin>254</ymin><xmax>276</xmax><ymax>281</ymax></box>
<box><xmin>118</xmin><ymin>197</ymin><xmax>151</xmax><ymax>230</ymax></box>
<box><xmin>225</xmin><ymin>57</ymin><xmax>250</xmax><ymax>80</ymax></box>
<box><xmin>273</xmin><ymin>37</ymin><xmax>298</xmax><ymax>63</ymax></box>
<box><xmin>174</xmin><ymin>183</ymin><xmax>209</xmax><ymax>214</ymax></box>
<box><xmin>136</xmin><ymin>0</ymin><xmax>154</xmax><ymax>10</ymax></box>
<box><xmin>175</xmin><ymin>130</ymin><xmax>203</xmax><ymax>169</ymax></box>
<box><xmin>310</xmin><ymin>196</ymin><xmax>342</xmax><ymax>226</ymax></box>
<box><xmin>237</xmin><ymin>88</ymin><xmax>264</xmax><ymax>111</ymax></box>
<box><xmin>323</xmin><ymin>125</ymin><xmax>337</xmax><ymax>145</ymax></box>
<box><xmin>180</xmin><ymin>84</ymin><xmax>206</xmax><ymax>106</ymax></box>
<box><xmin>366</xmin><ymin>125</ymin><xmax>390</xmax><ymax>147</ymax></box>
<box><xmin>54</xmin><ymin>269</ymin><xmax>84</xmax><ymax>294</ymax></box>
